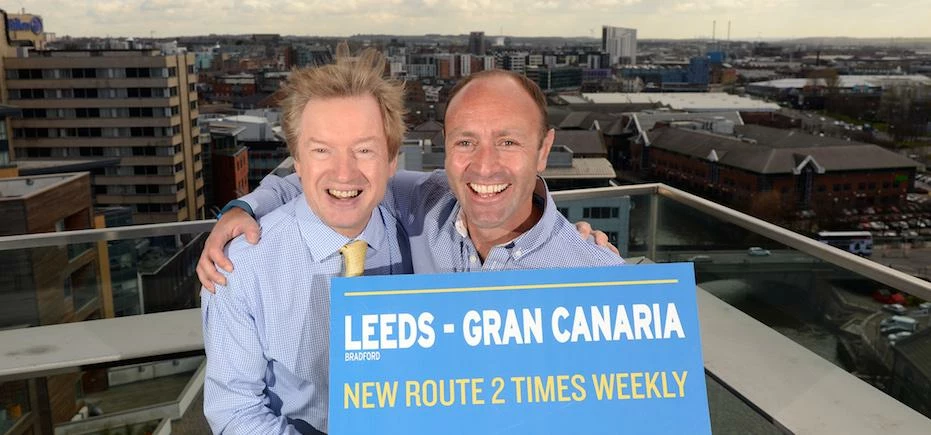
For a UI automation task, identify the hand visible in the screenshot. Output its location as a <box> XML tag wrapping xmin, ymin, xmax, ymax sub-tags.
<box><xmin>575</xmin><ymin>221</ymin><xmax>621</xmax><ymax>256</ymax></box>
<box><xmin>197</xmin><ymin>208</ymin><xmax>261</xmax><ymax>293</ymax></box>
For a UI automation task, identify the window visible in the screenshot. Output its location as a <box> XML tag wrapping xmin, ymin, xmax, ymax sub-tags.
<box><xmin>63</xmin><ymin>275</ymin><xmax>73</xmax><ymax>298</ymax></box>
<box><xmin>175</xmin><ymin>162</ymin><xmax>184</xmax><ymax>172</ymax></box>
<box><xmin>72</xmin><ymin>68</ymin><xmax>97</xmax><ymax>78</ymax></box>
<box><xmin>25</xmin><ymin>148</ymin><xmax>52</xmax><ymax>157</ymax></box>
<box><xmin>129</xmin><ymin>107</ymin><xmax>155</xmax><ymax>117</ymax></box>
<box><xmin>135</xmin><ymin>185</ymin><xmax>159</xmax><ymax>194</ymax></box>
<box><xmin>73</xmin><ymin>88</ymin><xmax>99</xmax><ymax>98</ymax></box>
<box><xmin>177</xmin><ymin>180</ymin><xmax>185</xmax><ymax>191</ymax></box>
<box><xmin>127</xmin><ymin>87</ymin><xmax>153</xmax><ymax>98</ymax></box>
<box><xmin>604</xmin><ymin>231</ymin><xmax>619</xmax><ymax>246</ymax></box>
<box><xmin>75</xmin><ymin>108</ymin><xmax>100</xmax><ymax>118</ymax></box>
<box><xmin>133</xmin><ymin>166</ymin><xmax>159</xmax><ymax>175</ymax></box>
<box><xmin>22</xmin><ymin>108</ymin><xmax>47</xmax><ymax>118</ymax></box>
<box><xmin>125</xmin><ymin>67</ymin><xmax>152</xmax><ymax>78</ymax></box>
<box><xmin>582</xmin><ymin>207</ymin><xmax>619</xmax><ymax>219</ymax></box>
<box><xmin>79</xmin><ymin>147</ymin><xmax>104</xmax><ymax>157</ymax></box>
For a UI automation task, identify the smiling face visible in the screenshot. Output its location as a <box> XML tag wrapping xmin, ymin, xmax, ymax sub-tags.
<box><xmin>293</xmin><ymin>95</ymin><xmax>397</xmax><ymax>238</ymax></box>
<box><xmin>444</xmin><ymin>75</ymin><xmax>554</xmax><ymax>248</ymax></box>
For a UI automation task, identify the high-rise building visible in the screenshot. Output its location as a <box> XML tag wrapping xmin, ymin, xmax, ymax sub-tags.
<box><xmin>469</xmin><ymin>31</ymin><xmax>486</xmax><ymax>56</ymax></box>
<box><xmin>602</xmin><ymin>26</ymin><xmax>637</xmax><ymax>66</ymax></box>
<box><xmin>3</xmin><ymin>49</ymin><xmax>204</xmax><ymax>224</ymax></box>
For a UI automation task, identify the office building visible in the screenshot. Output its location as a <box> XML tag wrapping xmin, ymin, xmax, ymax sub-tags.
<box><xmin>469</xmin><ymin>31</ymin><xmax>485</xmax><ymax>56</ymax></box>
<box><xmin>4</xmin><ymin>49</ymin><xmax>204</xmax><ymax>224</ymax></box>
<box><xmin>602</xmin><ymin>26</ymin><xmax>637</xmax><ymax>65</ymax></box>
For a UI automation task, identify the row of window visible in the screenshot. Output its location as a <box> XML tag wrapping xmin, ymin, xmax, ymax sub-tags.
<box><xmin>21</xmin><ymin>106</ymin><xmax>181</xmax><ymax>119</ymax></box>
<box><xmin>582</xmin><ymin>207</ymin><xmax>620</xmax><ymax>219</ymax></box>
<box><xmin>14</xmin><ymin>126</ymin><xmax>183</xmax><ymax>139</ymax></box>
<box><xmin>6</xmin><ymin>67</ymin><xmax>178</xmax><ymax>80</ymax></box>
<box><xmin>21</xmin><ymin>145</ymin><xmax>184</xmax><ymax>158</ymax></box>
<box><xmin>9</xmin><ymin>87</ymin><xmax>179</xmax><ymax>100</ymax></box>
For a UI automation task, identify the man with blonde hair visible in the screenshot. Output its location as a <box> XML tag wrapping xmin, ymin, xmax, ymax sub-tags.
<box><xmin>201</xmin><ymin>44</ymin><xmax>412</xmax><ymax>434</ymax></box>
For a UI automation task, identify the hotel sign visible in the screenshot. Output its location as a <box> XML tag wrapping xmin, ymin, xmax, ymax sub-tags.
<box><xmin>6</xmin><ymin>13</ymin><xmax>45</xmax><ymax>45</ymax></box>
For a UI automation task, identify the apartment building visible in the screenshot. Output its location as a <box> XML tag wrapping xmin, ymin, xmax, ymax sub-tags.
<box><xmin>3</xmin><ymin>49</ymin><xmax>204</xmax><ymax>224</ymax></box>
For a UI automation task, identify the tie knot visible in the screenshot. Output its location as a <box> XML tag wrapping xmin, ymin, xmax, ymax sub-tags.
<box><xmin>340</xmin><ymin>239</ymin><xmax>367</xmax><ymax>277</ymax></box>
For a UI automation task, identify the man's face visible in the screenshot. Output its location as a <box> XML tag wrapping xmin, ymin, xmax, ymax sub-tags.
<box><xmin>293</xmin><ymin>95</ymin><xmax>397</xmax><ymax>238</ymax></box>
<box><xmin>444</xmin><ymin>76</ymin><xmax>554</xmax><ymax>237</ymax></box>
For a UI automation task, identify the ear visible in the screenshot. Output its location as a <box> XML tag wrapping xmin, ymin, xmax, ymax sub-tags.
<box><xmin>292</xmin><ymin>153</ymin><xmax>302</xmax><ymax>177</ymax></box>
<box><xmin>388</xmin><ymin>152</ymin><xmax>399</xmax><ymax>176</ymax></box>
<box><xmin>537</xmin><ymin>128</ymin><xmax>555</xmax><ymax>173</ymax></box>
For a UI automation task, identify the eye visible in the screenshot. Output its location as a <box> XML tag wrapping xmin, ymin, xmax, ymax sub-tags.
<box><xmin>454</xmin><ymin>140</ymin><xmax>474</xmax><ymax>148</ymax></box>
<box><xmin>501</xmin><ymin>139</ymin><xmax>518</xmax><ymax>147</ymax></box>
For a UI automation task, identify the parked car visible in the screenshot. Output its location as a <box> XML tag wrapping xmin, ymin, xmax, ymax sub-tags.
<box><xmin>747</xmin><ymin>247</ymin><xmax>771</xmax><ymax>256</ymax></box>
<box><xmin>873</xmin><ymin>289</ymin><xmax>906</xmax><ymax>305</ymax></box>
<box><xmin>888</xmin><ymin>331</ymin><xmax>912</xmax><ymax>344</ymax></box>
<box><xmin>882</xmin><ymin>303</ymin><xmax>907</xmax><ymax>315</ymax></box>
<box><xmin>687</xmin><ymin>255</ymin><xmax>712</xmax><ymax>263</ymax></box>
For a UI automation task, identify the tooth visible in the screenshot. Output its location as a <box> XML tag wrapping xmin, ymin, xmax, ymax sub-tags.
<box><xmin>469</xmin><ymin>183</ymin><xmax>507</xmax><ymax>194</ymax></box>
<box><xmin>329</xmin><ymin>189</ymin><xmax>360</xmax><ymax>198</ymax></box>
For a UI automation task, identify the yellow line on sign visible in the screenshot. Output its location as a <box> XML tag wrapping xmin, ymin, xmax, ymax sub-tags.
<box><xmin>344</xmin><ymin>279</ymin><xmax>679</xmax><ymax>297</ymax></box>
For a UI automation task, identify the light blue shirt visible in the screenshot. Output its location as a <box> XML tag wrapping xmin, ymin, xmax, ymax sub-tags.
<box><xmin>201</xmin><ymin>195</ymin><xmax>412</xmax><ymax>434</ymax></box>
<box><xmin>242</xmin><ymin>170</ymin><xmax>624</xmax><ymax>273</ymax></box>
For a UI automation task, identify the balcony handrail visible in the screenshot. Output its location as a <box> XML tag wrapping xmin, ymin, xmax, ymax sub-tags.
<box><xmin>552</xmin><ymin>183</ymin><xmax>931</xmax><ymax>301</ymax></box>
<box><xmin>0</xmin><ymin>220</ymin><xmax>216</xmax><ymax>250</ymax></box>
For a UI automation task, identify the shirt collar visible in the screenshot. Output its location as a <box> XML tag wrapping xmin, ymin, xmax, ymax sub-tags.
<box><xmin>294</xmin><ymin>194</ymin><xmax>387</xmax><ymax>262</ymax></box>
<box><xmin>452</xmin><ymin>176</ymin><xmax>559</xmax><ymax>255</ymax></box>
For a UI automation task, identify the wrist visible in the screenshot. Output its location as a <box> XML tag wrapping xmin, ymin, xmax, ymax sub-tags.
<box><xmin>217</xmin><ymin>199</ymin><xmax>255</xmax><ymax>219</ymax></box>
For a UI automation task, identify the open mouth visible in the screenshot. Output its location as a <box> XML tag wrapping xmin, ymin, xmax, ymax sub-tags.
<box><xmin>468</xmin><ymin>183</ymin><xmax>509</xmax><ymax>198</ymax></box>
<box><xmin>328</xmin><ymin>189</ymin><xmax>361</xmax><ymax>199</ymax></box>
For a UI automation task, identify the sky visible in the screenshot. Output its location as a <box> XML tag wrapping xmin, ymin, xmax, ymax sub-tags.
<box><xmin>13</xmin><ymin>0</ymin><xmax>931</xmax><ymax>40</ymax></box>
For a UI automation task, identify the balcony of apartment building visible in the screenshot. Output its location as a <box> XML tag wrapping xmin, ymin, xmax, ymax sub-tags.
<box><xmin>1</xmin><ymin>182</ymin><xmax>930</xmax><ymax>434</ymax></box>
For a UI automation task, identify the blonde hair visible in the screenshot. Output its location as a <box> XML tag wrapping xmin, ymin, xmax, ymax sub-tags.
<box><xmin>280</xmin><ymin>42</ymin><xmax>406</xmax><ymax>159</ymax></box>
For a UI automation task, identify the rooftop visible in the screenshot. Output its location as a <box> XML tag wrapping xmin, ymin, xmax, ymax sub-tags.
<box><xmin>0</xmin><ymin>172</ymin><xmax>86</xmax><ymax>199</ymax></box>
<box><xmin>582</xmin><ymin>92</ymin><xmax>781</xmax><ymax>112</ymax></box>
<box><xmin>650</xmin><ymin>126</ymin><xmax>920</xmax><ymax>174</ymax></box>
<box><xmin>749</xmin><ymin>75</ymin><xmax>931</xmax><ymax>89</ymax></box>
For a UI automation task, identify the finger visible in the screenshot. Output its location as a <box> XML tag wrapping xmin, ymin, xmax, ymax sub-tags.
<box><xmin>243</xmin><ymin>223</ymin><xmax>261</xmax><ymax>244</ymax></box>
<box><xmin>575</xmin><ymin>221</ymin><xmax>593</xmax><ymax>239</ymax></box>
<box><xmin>212</xmin><ymin>248</ymin><xmax>234</xmax><ymax>273</ymax></box>
<box><xmin>593</xmin><ymin>230</ymin><xmax>609</xmax><ymax>246</ymax></box>
<box><xmin>593</xmin><ymin>230</ymin><xmax>621</xmax><ymax>256</ymax></box>
<box><xmin>197</xmin><ymin>262</ymin><xmax>217</xmax><ymax>293</ymax></box>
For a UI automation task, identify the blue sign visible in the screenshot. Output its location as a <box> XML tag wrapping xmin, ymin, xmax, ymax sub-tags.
<box><xmin>7</xmin><ymin>16</ymin><xmax>43</xmax><ymax>35</ymax></box>
<box><xmin>329</xmin><ymin>263</ymin><xmax>711</xmax><ymax>434</ymax></box>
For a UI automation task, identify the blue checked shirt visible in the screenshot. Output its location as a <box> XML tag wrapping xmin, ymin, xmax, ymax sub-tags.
<box><xmin>242</xmin><ymin>170</ymin><xmax>624</xmax><ymax>272</ymax></box>
<box><xmin>201</xmin><ymin>195</ymin><xmax>412</xmax><ymax>434</ymax></box>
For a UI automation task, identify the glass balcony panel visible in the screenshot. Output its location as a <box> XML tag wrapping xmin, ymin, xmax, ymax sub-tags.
<box><xmin>644</xmin><ymin>193</ymin><xmax>930</xmax><ymax>418</ymax></box>
<box><xmin>0</xmin><ymin>231</ymin><xmax>207</xmax><ymax>330</ymax></box>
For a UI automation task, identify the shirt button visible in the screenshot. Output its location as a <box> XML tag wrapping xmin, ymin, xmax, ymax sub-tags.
<box><xmin>469</xmin><ymin>255</ymin><xmax>477</xmax><ymax>263</ymax></box>
<box><xmin>514</xmin><ymin>249</ymin><xmax>523</xmax><ymax>257</ymax></box>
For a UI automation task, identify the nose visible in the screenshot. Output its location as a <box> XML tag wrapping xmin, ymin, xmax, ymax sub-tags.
<box><xmin>472</xmin><ymin>143</ymin><xmax>500</xmax><ymax>176</ymax></box>
<box><xmin>334</xmin><ymin>151</ymin><xmax>359</xmax><ymax>182</ymax></box>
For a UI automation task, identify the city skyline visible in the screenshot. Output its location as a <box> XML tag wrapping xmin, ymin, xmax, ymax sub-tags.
<box><xmin>18</xmin><ymin>0</ymin><xmax>931</xmax><ymax>41</ymax></box>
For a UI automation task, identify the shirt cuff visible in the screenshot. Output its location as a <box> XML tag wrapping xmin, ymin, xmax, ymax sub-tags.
<box><xmin>217</xmin><ymin>199</ymin><xmax>255</xmax><ymax>219</ymax></box>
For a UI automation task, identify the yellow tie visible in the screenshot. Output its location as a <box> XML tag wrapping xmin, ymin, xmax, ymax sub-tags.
<box><xmin>339</xmin><ymin>240</ymin><xmax>367</xmax><ymax>277</ymax></box>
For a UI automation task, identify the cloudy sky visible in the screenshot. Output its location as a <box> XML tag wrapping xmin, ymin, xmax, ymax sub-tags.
<box><xmin>16</xmin><ymin>0</ymin><xmax>930</xmax><ymax>39</ymax></box>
